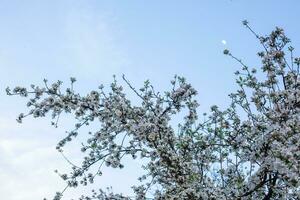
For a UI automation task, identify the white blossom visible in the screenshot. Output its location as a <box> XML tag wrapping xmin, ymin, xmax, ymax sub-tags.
<box><xmin>7</xmin><ymin>22</ymin><xmax>300</xmax><ymax>200</ymax></box>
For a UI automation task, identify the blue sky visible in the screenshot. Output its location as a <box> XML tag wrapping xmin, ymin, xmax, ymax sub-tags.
<box><xmin>1</xmin><ymin>1</ymin><xmax>300</xmax><ymax>199</ymax></box>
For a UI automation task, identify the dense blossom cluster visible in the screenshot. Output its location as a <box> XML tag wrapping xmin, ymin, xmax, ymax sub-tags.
<box><xmin>7</xmin><ymin>22</ymin><xmax>300</xmax><ymax>199</ymax></box>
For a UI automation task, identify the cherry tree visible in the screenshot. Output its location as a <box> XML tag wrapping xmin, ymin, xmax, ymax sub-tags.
<box><xmin>7</xmin><ymin>21</ymin><xmax>300</xmax><ymax>199</ymax></box>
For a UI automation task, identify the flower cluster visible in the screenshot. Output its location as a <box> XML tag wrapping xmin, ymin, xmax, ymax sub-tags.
<box><xmin>8</xmin><ymin>22</ymin><xmax>300</xmax><ymax>199</ymax></box>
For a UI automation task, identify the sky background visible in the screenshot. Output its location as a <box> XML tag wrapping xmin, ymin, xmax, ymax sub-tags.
<box><xmin>1</xmin><ymin>1</ymin><xmax>300</xmax><ymax>199</ymax></box>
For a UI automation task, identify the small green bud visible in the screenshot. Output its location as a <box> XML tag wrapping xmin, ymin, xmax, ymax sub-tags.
<box><xmin>223</xmin><ymin>49</ymin><xmax>230</xmax><ymax>55</ymax></box>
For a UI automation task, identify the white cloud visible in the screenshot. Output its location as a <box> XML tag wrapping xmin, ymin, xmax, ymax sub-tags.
<box><xmin>0</xmin><ymin>139</ymin><xmax>64</xmax><ymax>200</ymax></box>
<box><xmin>0</xmin><ymin>2</ymin><xmax>139</xmax><ymax>199</ymax></box>
<box><xmin>60</xmin><ymin>4</ymin><xmax>129</xmax><ymax>79</ymax></box>
<box><xmin>0</xmin><ymin>113</ymin><xmax>143</xmax><ymax>199</ymax></box>
<box><xmin>221</xmin><ymin>40</ymin><xmax>227</xmax><ymax>45</ymax></box>
<box><xmin>0</xmin><ymin>116</ymin><xmax>66</xmax><ymax>200</ymax></box>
